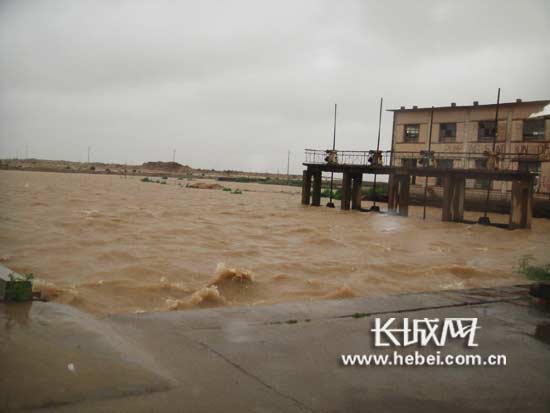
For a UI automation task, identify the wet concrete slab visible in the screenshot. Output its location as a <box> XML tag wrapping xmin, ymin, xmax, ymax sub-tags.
<box><xmin>1</xmin><ymin>286</ymin><xmax>549</xmax><ymax>412</ymax></box>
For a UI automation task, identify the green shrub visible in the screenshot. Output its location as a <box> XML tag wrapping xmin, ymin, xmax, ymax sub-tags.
<box><xmin>232</xmin><ymin>189</ymin><xmax>243</xmax><ymax>195</ymax></box>
<box><xmin>321</xmin><ymin>189</ymin><xmax>341</xmax><ymax>200</ymax></box>
<box><xmin>363</xmin><ymin>186</ymin><xmax>387</xmax><ymax>198</ymax></box>
<box><xmin>222</xmin><ymin>187</ymin><xmax>232</xmax><ymax>192</ymax></box>
<box><xmin>516</xmin><ymin>256</ymin><xmax>550</xmax><ymax>282</ymax></box>
<box><xmin>141</xmin><ymin>177</ymin><xmax>153</xmax><ymax>183</ymax></box>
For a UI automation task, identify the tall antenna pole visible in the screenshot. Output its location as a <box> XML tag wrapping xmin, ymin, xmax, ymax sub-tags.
<box><xmin>491</xmin><ymin>88</ymin><xmax>501</xmax><ymax>153</ymax></box>
<box><xmin>172</xmin><ymin>149</ymin><xmax>176</xmax><ymax>163</ymax></box>
<box><xmin>371</xmin><ymin>97</ymin><xmax>383</xmax><ymax>210</ymax></box>
<box><xmin>480</xmin><ymin>88</ymin><xmax>501</xmax><ymax>224</ymax></box>
<box><xmin>328</xmin><ymin>103</ymin><xmax>337</xmax><ymax>207</ymax></box>
<box><xmin>422</xmin><ymin>107</ymin><xmax>435</xmax><ymax>220</ymax></box>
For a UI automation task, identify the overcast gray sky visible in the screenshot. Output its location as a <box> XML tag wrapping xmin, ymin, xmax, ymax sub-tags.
<box><xmin>1</xmin><ymin>0</ymin><xmax>548</xmax><ymax>173</ymax></box>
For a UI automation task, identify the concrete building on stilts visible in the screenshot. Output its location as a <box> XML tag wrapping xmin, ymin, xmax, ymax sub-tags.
<box><xmin>301</xmin><ymin>98</ymin><xmax>550</xmax><ymax>229</ymax></box>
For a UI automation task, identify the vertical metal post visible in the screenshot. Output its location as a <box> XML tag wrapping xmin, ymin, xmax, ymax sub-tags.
<box><xmin>423</xmin><ymin>107</ymin><xmax>434</xmax><ymax>220</ymax></box>
<box><xmin>371</xmin><ymin>97</ymin><xmax>383</xmax><ymax>209</ymax></box>
<box><xmin>480</xmin><ymin>88</ymin><xmax>501</xmax><ymax>223</ymax></box>
<box><xmin>328</xmin><ymin>103</ymin><xmax>337</xmax><ymax>207</ymax></box>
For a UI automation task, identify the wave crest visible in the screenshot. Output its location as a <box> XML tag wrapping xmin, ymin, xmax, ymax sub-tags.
<box><xmin>208</xmin><ymin>263</ymin><xmax>254</xmax><ymax>286</ymax></box>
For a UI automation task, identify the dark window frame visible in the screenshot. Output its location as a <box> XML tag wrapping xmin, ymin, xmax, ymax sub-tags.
<box><xmin>438</xmin><ymin>123</ymin><xmax>457</xmax><ymax>142</ymax></box>
<box><xmin>403</xmin><ymin>124</ymin><xmax>420</xmax><ymax>142</ymax></box>
<box><xmin>477</xmin><ymin>120</ymin><xmax>496</xmax><ymax>142</ymax></box>
<box><xmin>523</xmin><ymin>119</ymin><xmax>546</xmax><ymax>141</ymax></box>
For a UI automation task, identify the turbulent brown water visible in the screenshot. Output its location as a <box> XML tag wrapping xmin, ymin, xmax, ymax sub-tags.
<box><xmin>1</xmin><ymin>170</ymin><xmax>548</xmax><ymax>315</ymax></box>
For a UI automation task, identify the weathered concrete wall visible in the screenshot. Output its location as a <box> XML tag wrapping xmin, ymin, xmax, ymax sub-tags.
<box><xmin>392</xmin><ymin>100</ymin><xmax>550</xmax><ymax>194</ymax></box>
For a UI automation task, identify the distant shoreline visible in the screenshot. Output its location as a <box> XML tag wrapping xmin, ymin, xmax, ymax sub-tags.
<box><xmin>0</xmin><ymin>158</ymin><xmax>303</xmax><ymax>182</ymax></box>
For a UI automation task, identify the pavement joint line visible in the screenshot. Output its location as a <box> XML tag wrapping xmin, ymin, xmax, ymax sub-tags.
<box><xmin>177</xmin><ymin>296</ymin><xmax>526</xmax><ymax>332</ymax></box>
<box><xmin>190</xmin><ymin>336</ymin><xmax>317</xmax><ymax>413</ymax></box>
<box><xmin>335</xmin><ymin>297</ymin><xmax>525</xmax><ymax>319</ymax></box>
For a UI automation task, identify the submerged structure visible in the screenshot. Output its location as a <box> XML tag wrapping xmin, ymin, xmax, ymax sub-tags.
<box><xmin>302</xmin><ymin>99</ymin><xmax>550</xmax><ymax>229</ymax></box>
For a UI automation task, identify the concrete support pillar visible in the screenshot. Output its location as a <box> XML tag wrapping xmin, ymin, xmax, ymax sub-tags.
<box><xmin>341</xmin><ymin>172</ymin><xmax>352</xmax><ymax>210</ymax></box>
<box><xmin>387</xmin><ymin>174</ymin><xmax>398</xmax><ymax>213</ymax></box>
<box><xmin>301</xmin><ymin>170</ymin><xmax>312</xmax><ymax>205</ymax></box>
<box><xmin>311</xmin><ymin>170</ymin><xmax>322</xmax><ymax>206</ymax></box>
<box><xmin>351</xmin><ymin>173</ymin><xmax>363</xmax><ymax>210</ymax></box>
<box><xmin>388</xmin><ymin>173</ymin><xmax>409</xmax><ymax>216</ymax></box>
<box><xmin>442</xmin><ymin>174</ymin><xmax>466</xmax><ymax>222</ymax></box>
<box><xmin>441</xmin><ymin>174</ymin><xmax>453</xmax><ymax>222</ymax></box>
<box><xmin>397</xmin><ymin>175</ymin><xmax>410</xmax><ymax>217</ymax></box>
<box><xmin>452</xmin><ymin>176</ymin><xmax>465</xmax><ymax>222</ymax></box>
<box><xmin>510</xmin><ymin>179</ymin><xmax>533</xmax><ymax>229</ymax></box>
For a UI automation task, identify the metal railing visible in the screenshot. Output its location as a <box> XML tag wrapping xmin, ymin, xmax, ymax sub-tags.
<box><xmin>304</xmin><ymin>149</ymin><xmax>547</xmax><ymax>172</ymax></box>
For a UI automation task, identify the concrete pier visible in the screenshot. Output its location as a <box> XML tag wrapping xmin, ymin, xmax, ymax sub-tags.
<box><xmin>311</xmin><ymin>170</ymin><xmax>322</xmax><ymax>206</ymax></box>
<box><xmin>442</xmin><ymin>174</ymin><xmax>465</xmax><ymax>222</ymax></box>
<box><xmin>301</xmin><ymin>170</ymin><xmax>311</xmax><ymax>205</ymax></box>
<box><xmin>302</xmin><ymin>162</ymin><xmax>535</xmax><ymax>229</ymax></box>
<box><xmin>387</xmin><ymin>173</ymin><xmax>411</xmax><ymax>216</ymax></box>
<box><xmin>510</xmin><ymin>178</ymin><xmax>534</xmax><ymax>229</ymax></box>
<box><xmin>351</xmin><ymin>173</ymin><xmax>363</xmax><ymax>210</ymax></box>
<box><xmin>341</xmin><ymin>172</ymin><xmax>351</xmax><ymax>210</ymax></box>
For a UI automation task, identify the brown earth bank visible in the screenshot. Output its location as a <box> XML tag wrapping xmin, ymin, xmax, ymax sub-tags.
<box><xmin>0</xmin><ymin>158</ymin><xmax>303</xmax><ymax>181</ymax></box>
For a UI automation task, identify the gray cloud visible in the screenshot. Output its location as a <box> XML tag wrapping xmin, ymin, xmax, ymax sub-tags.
<box><xmin>1</xmin><ymin>0</ymin><xmax>548</xmax><ymax>172</ymax></box>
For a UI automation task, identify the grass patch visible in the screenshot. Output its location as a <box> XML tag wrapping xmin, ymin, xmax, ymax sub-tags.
<box><xmin>351</xmin><ymin>312</ymin><xmax>369</xmax><ymax>319</ymax></box>
<box><xmin>141</xmin><ymin>177</ymin><xmax>153</xmax><ymax>183</ymax></box>
<box><xmin>217</xmin><ymin>177</ymin><xmax>303</xmax><ymax>187</ymax></box>
<box><xmin>516</xmin><ymin>256</ymin><xmax>550</xmax><ymax>282</ymax></box>
<box><xmin>222</xmin><ymin>187</ymin><xmax>232</xmax><ymax>192</ymax></box>
<box><xmin>232</xmin><ymin>189</ymin><xmax>243</xmax><ymax>195</ymax></box>
<box><xmin>362</xmin><ymin>185</ymin><xmax>387</xmax><ymax>198</ymax></box>
<box><xmin>321</xmin><ymin>189</ymin><xmax>342</xmax><ymax>200</ymax></box>
<box><xmin>260</xmin><ymin>177</ymin><xmax>303</xmax><ymax>187</ymax></box>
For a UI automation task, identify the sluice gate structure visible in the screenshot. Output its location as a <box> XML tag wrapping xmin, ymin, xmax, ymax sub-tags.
<box><xmin>301</xmin><ymin>149</ymin><xmax>539</xmax><ymax>229</ymax></box>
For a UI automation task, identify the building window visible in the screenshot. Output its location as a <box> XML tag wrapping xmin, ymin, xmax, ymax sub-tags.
<box><xmin>474</xmin><ymin>159</ymin><xmax>490</xmax><ymax>189</ymax></box>
<box><xmin>477</xmin><ymin>120</ymin><xmax>496</xmax><ymax>142</ymax></box>
<box><xmin>403</xmin><ymin>124</ymin><xmax>420</xmax><ymax>142</ymax></box>
<box><xmin>523</xmin><ymin>119</ymin><xmax>545</xmax><ymax>140</ymax></box>
<box><xmin>435</xmin><ymin>159</ymin><xmax>453</xmax><ymax>185</ymax></box>
<box><xmin>439</xmin><ymin>123</ymin><xmax>456</xmax><ymax>142</ymax></box>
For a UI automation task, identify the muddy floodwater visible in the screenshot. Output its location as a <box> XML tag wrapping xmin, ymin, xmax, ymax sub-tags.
<box><xmin>1</xmin><ymin>170</ymin><xmax>549</xmax><ymax>315</ymax></box>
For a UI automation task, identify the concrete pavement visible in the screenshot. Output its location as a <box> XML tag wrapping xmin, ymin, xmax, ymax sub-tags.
<box><xmin>1</xmin><ymin>285</ymin><xmax>549</xmax><ymax>412</ymax></box>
